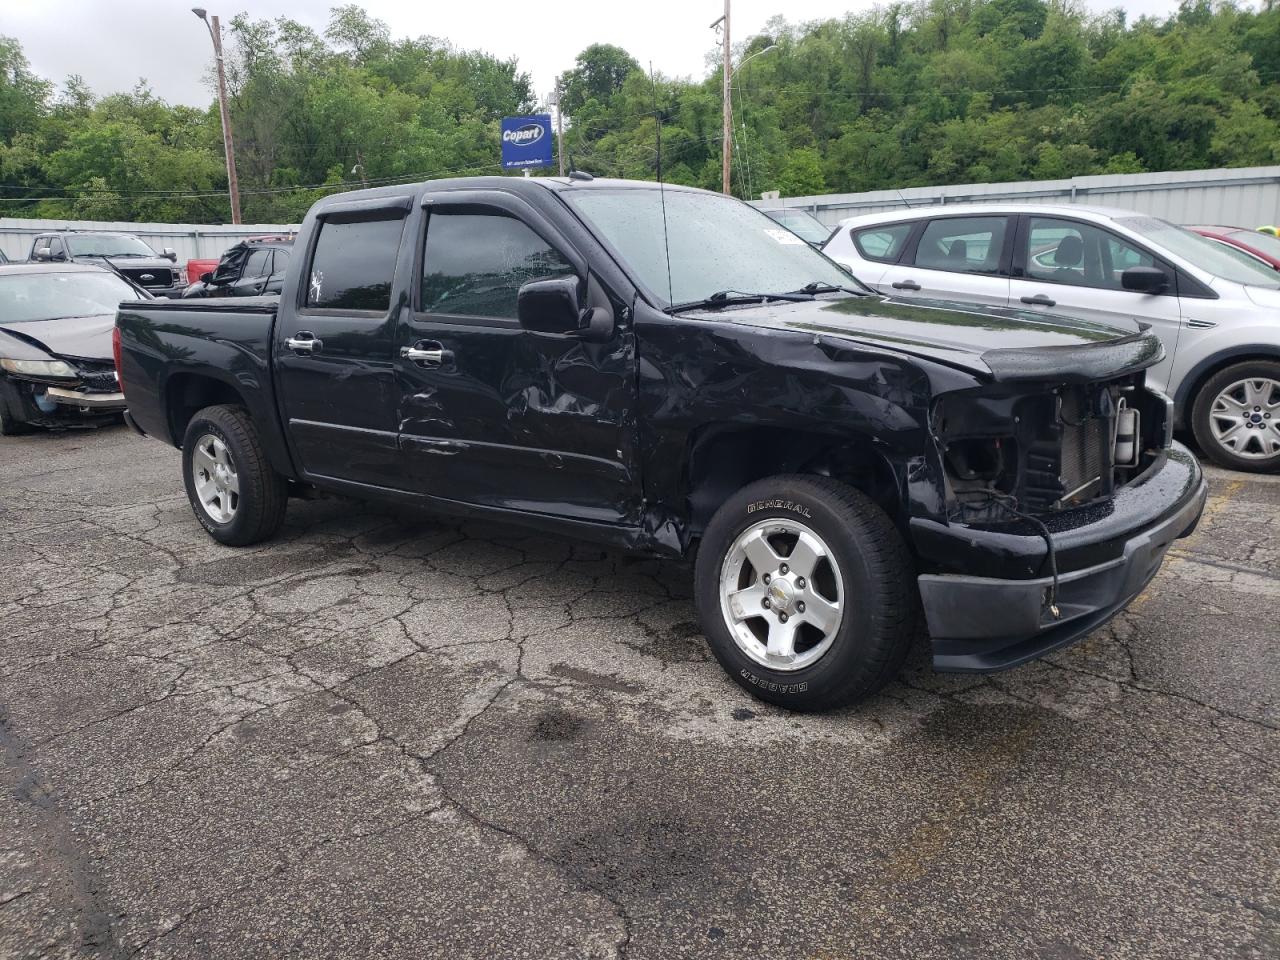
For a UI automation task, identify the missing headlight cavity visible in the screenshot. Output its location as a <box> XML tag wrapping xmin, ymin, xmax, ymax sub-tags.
<box><xmin>945</xmin><ymin>437</ymin><xmax>1008</xmax><ymax>483</ymax></box>
<box><xmin>936</xmin><ymin>375</ymin><xmax>1152</xmax><ymax>522</ymax></box>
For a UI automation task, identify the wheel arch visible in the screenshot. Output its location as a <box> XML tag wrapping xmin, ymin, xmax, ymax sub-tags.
<box><xmin>162</xmin><ymin>370</ymin><xmax>296</xmax><ymax>478</ymax></box>
<box><xmin>682</xmin><ymin>424</ymin><xmax>905</xmax><ymax>541</ymax></box>
<box><xmin>1173</xmin><ymin>344</ymin><xmax>1280</xmax><ymax>427</ymax></box>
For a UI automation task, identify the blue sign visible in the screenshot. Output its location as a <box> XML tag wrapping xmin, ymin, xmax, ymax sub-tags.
<box><xmin>501</xmin><ymin>114</ymin><xmax>554</xmax><ymax>170</ymax></box>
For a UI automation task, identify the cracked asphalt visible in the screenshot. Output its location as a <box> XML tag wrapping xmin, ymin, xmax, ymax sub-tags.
<box><xmin>1</xmin><ymin>424</ymin><xmax>1277</xmax><ymax>960</ymax></box>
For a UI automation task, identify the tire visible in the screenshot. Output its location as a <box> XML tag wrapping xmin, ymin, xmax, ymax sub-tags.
<box><xmin>1190</xmin><ymin>360</ymin><xmax>1280</xmax><ymax>473</ymax></box>
<box><xmin>694</xmin><ymin>475</ymin><xmax>916</xmax><ymax>711</ymax></box>
<box><xmin>181</xmin><ymin>404</ymin><xmax>287</xmax><ymax>546</ymax></box>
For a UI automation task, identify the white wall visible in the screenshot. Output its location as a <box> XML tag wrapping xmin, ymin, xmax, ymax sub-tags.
<box><xmin>752</xmin><ymin>165</ymin><xmax>1280</xmax><ymax>228</ymax></box>
<box><xmin>0</xmin><ymin>218</ymin><xmax>300</xmax><ymax>264</ymax></box>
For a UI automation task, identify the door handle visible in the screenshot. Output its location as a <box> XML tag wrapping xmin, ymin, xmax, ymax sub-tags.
<box><xmin>285</xmin><ymin>332</ymin><xmax>323</xmax><ymax>354</ymax></box>
<box><xmin>401</xmin><ymin>341</ymin><xmax>449</xmax><ymax>366</ymax></box>
<box><xmin>1020</xmin><ymin>294</ymin><xmax>1056</xmax><ymax>307</ymax></box>
<box><xmin>891</xmin><ymin>279</ymin><xmax>921</xmax><ymax>291</ymax></box>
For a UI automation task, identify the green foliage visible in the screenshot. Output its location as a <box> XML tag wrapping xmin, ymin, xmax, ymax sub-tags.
<box><xmin>4</xmin><ymin>0</ymin><xmax>1280</xmax><ymax>220</ymax></box>
<box><xmin>560</xmin><ymin>0</ymin><xmax>1280</xmax><ymax>198</ymax></box>
<box><xmin>0</xmin><ymin>7</ymin><xmax>533</xmax><ymax>222</ymax></box>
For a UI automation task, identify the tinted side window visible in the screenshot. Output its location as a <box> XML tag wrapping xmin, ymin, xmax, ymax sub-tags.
<box><xmin>243</xmin><ymin>248</ymin><xmax>272</xmax><ymax>278</ymax></box>
<box><xmin>305</xmin><ymin>215</ymin><xmax>405</xmax><ymax>311</ymax></box>
<box><xmin>272</xmin><ymin>249</ymin><xmax>290</xmax><ymax>274</ymax></box>
<box><xmin>1025</xmin><ymin>217</ymin><xmax>1158</xmax><ymax>290</ymax></box>
<box><xmin>421</xmin><ymin>211</ymin><xmax>575</xmax><ymax>319</ymax></box>
<box><xmin>913</xmin><ymin>216</ymin><xmax>1008</xmax><ymax>274</ymax></box>
<box><xmin>853</xmin><ymin>223</ymin><xmax>913</xmax><ymax>262</ymax></box>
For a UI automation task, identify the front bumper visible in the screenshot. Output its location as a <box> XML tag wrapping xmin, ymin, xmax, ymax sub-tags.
<box><xmin>44</xmin><ymin>386</ymin><xmax>127</xmax><ymax>410</ymax></box>
<box><xmin>912</xmin><ymin>443</ymin><xmax>1206</xmax><ymax>672</ymax></box>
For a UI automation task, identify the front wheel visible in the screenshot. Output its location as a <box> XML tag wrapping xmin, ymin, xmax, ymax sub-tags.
<box><xmin>1191</xmin><ymin>360</ymin><xmax>1280</xmax><ymax>473</ymax></box>
<box><xmin>694</xmin><ymin>475</ymin><xmax>916</xmax><ymax>711</ymax></box>
<box><xmin>181</xmin><ymin>404</ymin><xmax>287</xmax><ymax>546</ymax></box>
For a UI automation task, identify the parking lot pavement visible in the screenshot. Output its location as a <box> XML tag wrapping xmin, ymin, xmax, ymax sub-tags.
<box><xmin>0</xmin><ymin>425</ymin><xmax>1276</xmax><ymax>960</ymax></box>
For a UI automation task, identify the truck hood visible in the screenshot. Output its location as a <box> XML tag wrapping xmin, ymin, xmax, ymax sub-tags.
<box><xmin>699</xmin><ymin>294</ymin><xmax>1161</xmax><ymax>381</ymax></box>
<box><xmin>0</xmin><ymin>313</ymin><xmax>115</xmax><ymax>362</ymax></box>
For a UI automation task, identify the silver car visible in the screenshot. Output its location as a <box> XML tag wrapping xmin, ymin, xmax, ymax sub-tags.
<box><xmin>823</xmin><ymin>203</ymin><xmax>1280</xmax><ymax>472</ymax></box>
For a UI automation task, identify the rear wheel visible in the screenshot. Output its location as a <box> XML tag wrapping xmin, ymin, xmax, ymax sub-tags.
<box><xmin>181</xmin><ymin>404</ymin><xmax>287</xmax><ymax>545</ymax></box>
<box><xmin>1191</xmin><ymin>360</ymin><xmax>1280</xmax><ymax>473</ymax></box>
<box><xmin>694</xmin><ymin>475</ymin><xmax>916</xmax><ymax>711</ymax></box>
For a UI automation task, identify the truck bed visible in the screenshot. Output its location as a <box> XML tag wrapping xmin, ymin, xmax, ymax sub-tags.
<box><xmin>115</xmin><ymin>295</ymin><xmax>290</xmax><ymax>474</ymax></box>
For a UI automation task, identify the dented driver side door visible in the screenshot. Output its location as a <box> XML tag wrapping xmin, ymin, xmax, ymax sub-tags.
<box><xmin>396</xmin><ymin>192</ymin><xmax>641</xmax><ymax>525</ymax></box>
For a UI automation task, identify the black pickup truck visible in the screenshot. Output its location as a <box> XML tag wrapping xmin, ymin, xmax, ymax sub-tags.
<box><xmin>115</xmin><ymin>176</ymin><xmax>1206</xmax><ymax>710</ymax></box>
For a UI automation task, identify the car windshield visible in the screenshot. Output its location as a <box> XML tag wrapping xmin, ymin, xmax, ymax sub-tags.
<box><xmin>65</xmin><ymin>235</ymin><xmax>157</xmax><ymax>258</ymax></box>
<box><xmin>761</xmin><ymin>208</ymin><xmax>833</xmax><ymax>244</ymax></box>
<box><xmin>1117</xmin><ymin>217</ymin><xmax>1280</xmax><ymax>288</ymax></box>
<box><xmin>1226</xmin><ymin>229</ymin><xmax>1280</xmax><ymax>261</ymax></box>
<box><xmin>0</xmin><ymin>271</ymin><xmax>143</xmax><ymax>323</ymax></box>
<box><xmin>562</xmin><ymin>187</ymin><xmax>859</xmax><ymax>307</ymax></box>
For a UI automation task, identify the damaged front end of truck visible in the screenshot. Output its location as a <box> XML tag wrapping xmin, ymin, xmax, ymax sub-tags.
<box><xmin>914</xmin><ymin>330</ymin><xmax>1206</xmax><ymax>672</ymax></box>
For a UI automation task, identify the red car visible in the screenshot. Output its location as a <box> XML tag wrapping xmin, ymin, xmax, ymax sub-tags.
<box><xmin>1188</xmin><ymin>225</ymin><xmax>1280</xmax><ymax>272</ymax></box>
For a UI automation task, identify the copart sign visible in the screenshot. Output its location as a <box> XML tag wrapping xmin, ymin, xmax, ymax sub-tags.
<box><xmin>500</xmin><ymin>115</ymin><xmax>554</xmax><ymax>169</ymax></box>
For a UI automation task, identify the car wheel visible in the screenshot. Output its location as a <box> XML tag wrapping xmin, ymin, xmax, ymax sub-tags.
<box><xmin>1191</xmin><ymin>360</ymin><xmax>1280</xmax><ymax>473</ymax></box>
<box><xmin>694</xmin><ymin>475</ymin><xmax>916</xmax><ymax>711</ymax></box>
<box><xmin>181</xmin><ymin>404</ymin><xmax>287</xmax><ymax>545</ymax></box>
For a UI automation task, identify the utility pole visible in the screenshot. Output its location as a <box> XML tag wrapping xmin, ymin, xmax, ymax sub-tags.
<box><xmin>193</xmin><ymin>8</ymin><xmax>242</xmax><ymax>224</ymax></box>
<box><xmin>554</xmin><ymin>81</ymin><xmax>567</xmax><ymax>177</ymax></box>
<box><xmin>711</xmin><ymin>2</ymin><xmax>732</xmax><ymax>195</ymax></box>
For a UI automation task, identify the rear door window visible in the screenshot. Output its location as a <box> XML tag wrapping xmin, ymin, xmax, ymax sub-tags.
<box><xmin>852</xmin><ymin>223</ymin><xmax>914</xmax><ymax>262</ymax></box>
<box><xmin>305</xmin><ymin>215</ymin><xmax>406</xmax><ymax>312</ymax></box>
<box><xmin>243</xmin><ymin>248</ymin><xmax>272</xmax><ymax>279</ymax></box>
<box><xmin>912</xmin><ymin>216</ymin><xmax>1009</xmax><ymax>275</ymax></box>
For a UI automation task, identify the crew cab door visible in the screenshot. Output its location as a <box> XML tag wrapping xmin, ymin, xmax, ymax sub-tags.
<box><xmin>877</xmin><ymin>214</ymin><xmax>1013</xmax><ymax>307</ymax></box>
<box><xmin>1007</xmin><ymin>215</ymin><xmax>1182</xmax><ymax>392</ymax></box>
<box><xmin>397</xmin><ymin>192</ymin><xmax>640</xmax><ymax>524</ymax></box>
<box><xmin>274</xmin><ymin>197</ymin><xmax>415</xmax><ymax>489</ymax></box>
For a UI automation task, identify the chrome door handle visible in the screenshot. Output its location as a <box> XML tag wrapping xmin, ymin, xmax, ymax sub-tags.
<box><xmin>285</xmin><ymin>333</ymin><xmax>322</xmax><ymax>353</ymax></box>
<box><xmin>891</xmin><ymin>279</ymin><xmax>921</xmax><ymax>291</ymax></box>
<box><xmin>401</xmin><ymin>343</ymin><xmax>447</xmax><ymax>365</ymax></box>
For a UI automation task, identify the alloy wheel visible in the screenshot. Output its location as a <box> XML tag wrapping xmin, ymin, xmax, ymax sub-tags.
<box><xmin>718</xmin><ymin>518</ymin><xmax>845</xmax><ymax>672</ymax></box>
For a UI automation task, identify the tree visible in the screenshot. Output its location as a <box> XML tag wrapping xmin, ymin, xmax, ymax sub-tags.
<box><xmin>559</xmin><ymin>44</ymin><xmax>641</xmax><ymax>115</ymax></box>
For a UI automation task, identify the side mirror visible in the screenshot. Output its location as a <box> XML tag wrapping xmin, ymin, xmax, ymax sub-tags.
<box><xmin>517</xmin><ymin>276</ymin><xmax>584</xmax><ymax>335</ymax></box>
<box><xmin>199</xmin><ymin>272</ymin><xmax>213</xmax><ymax>284</ymax></box>
<box><xmin>34</xmin><ymin>246</ymin><xmax>52</xmax><ymax>261</ymax></box>
<box><xmin>517</xmin><ymin>275</ymin><xmax>616</xmax><ymax>342</ymax></box>
<box><xmin>1121</xmin><ymin>265</ymin><xmax>1168</xmax><ymax>294</ymax></box>
<box><xmin>163</xmin><ymin>247</ymin><xmax>177</xmax><ymax>262</ymax></box>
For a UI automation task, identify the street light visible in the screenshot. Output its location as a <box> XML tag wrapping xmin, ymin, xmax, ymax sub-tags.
<box><xmin>192</xmin><ymin>7</ymin><xmax>242</xmax><ymax>224</ymax></box>
<box><xmin>731</xmin><ymin>44</ymin><xmax>776</xmax><ymax>198</ymax></box>
<box><xmin>737</xmin><ymin>43</ymin><xmax>777</xmax><ymax>72</ymax></box>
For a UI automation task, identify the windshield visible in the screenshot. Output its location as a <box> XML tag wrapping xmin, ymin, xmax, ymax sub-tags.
<box><xmin>65</xmin><ymin>235</ymin><xmax>158</xmax><ymax>258</ymax></box>
<box><xmin>761</xmin><ymin>208</ymin><xmax>833</xmax><ymax>244</ymax></box>
<box><xmin>0</xmin><ymin>271</ymin><xmax>143</xmax><ymax>323</ymax></box>
<box><xmin>1117</xmin><ymin>217</ymin><xmax>1280</xmax><ymax>288</ymax></box>
<box><xmin>1226</xmin><ymin>229</ymin><xmax>1280</xmax><ymax>262</ymax></box>
<box><xmin>563</xmin><ymin>188</ymin><xmax>858</xmax><ymax>307</ymax></box>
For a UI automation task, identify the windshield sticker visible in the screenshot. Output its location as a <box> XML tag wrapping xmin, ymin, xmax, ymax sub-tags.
<box><xmin>764</xmin><ymin>228</ymin><xmax>804</xmax><ymax>246</ymax></box>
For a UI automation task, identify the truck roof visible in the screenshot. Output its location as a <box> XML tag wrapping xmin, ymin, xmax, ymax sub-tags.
<box><xmin>306</xmin><ymin>175</ymin><xmax>711</xmax><ymax>217</ymax></box>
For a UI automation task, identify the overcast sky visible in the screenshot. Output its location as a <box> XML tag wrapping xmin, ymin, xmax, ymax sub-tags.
<box><xmin>9</xmin><ymin>0</ymin><xmax>1188</xmax><ymax>108</ymax></box>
